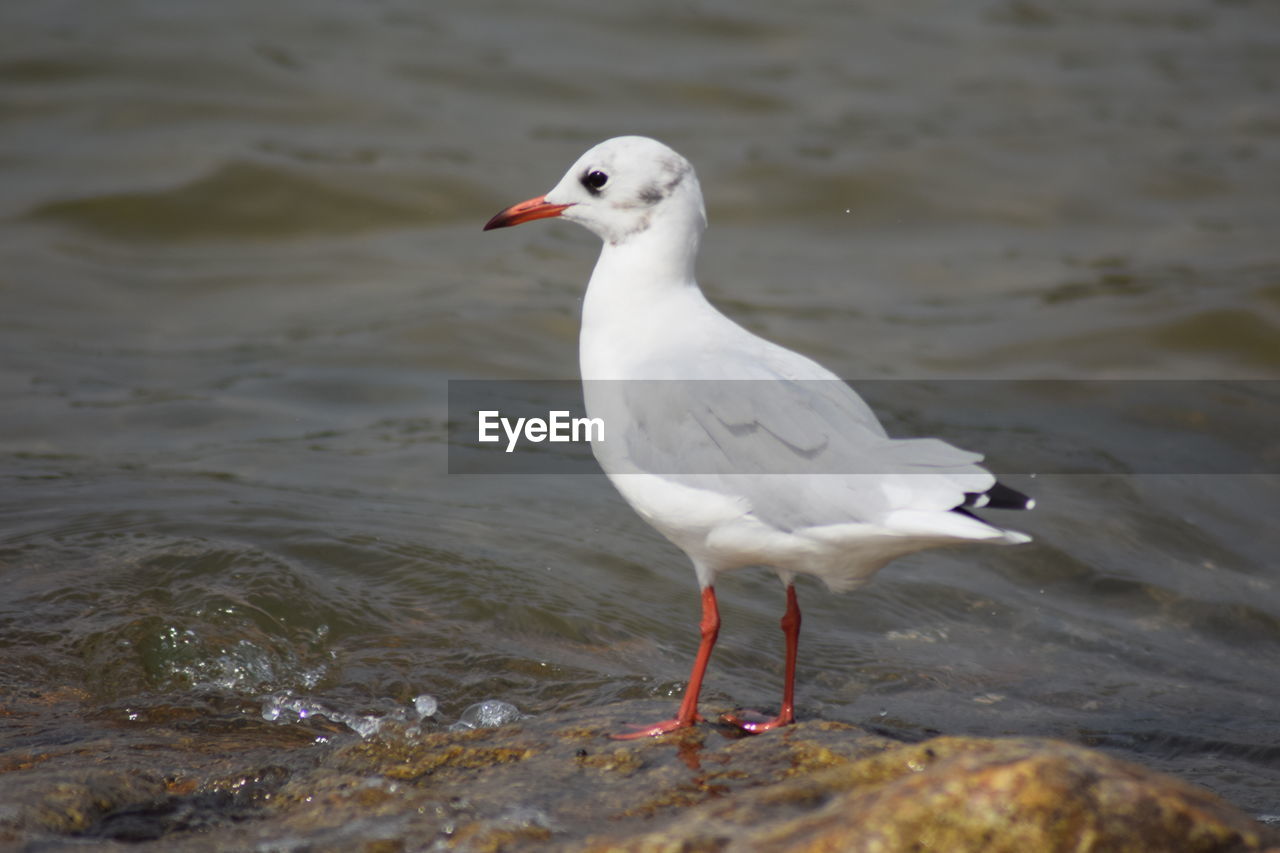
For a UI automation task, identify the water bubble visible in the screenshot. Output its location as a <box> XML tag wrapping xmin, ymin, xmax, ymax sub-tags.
<box><xmin>413</xmin><ymin>694</ymin><xmax>438</xmax><ymax>718</ymax></box>
<box><xmin>449</xmin><ymin>699</ymin><xmax>524</xmax><ymax>731</ymax></box>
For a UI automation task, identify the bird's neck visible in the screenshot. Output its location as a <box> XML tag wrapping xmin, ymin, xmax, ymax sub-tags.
<box><xmin>585</xmin><ymin>216</ymin><xmax>702</xmax><ymax>309</ymax></box>
<box><xmin>579</xmin><ymin>220</ymin><xmax>708</xmax><ymax>379</ymax></box>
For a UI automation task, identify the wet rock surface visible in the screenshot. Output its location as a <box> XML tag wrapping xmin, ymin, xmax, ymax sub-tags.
<box><xmin>1</xmin><ymin>699</ymin><xmax>1275</xmax><ymax>851</ymax></box>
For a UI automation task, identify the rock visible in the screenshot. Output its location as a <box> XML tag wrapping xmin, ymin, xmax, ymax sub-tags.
<box><xmin>1</xmin><ymin>699</ymin><xmax>1274</xmax><ymax>851</ymax></box>
<box><xmin>583</xmin><ymin>735</ymin><xmax>1276</xmax><ymax>852</ymax></box>
<box><xmin>0</xmin><ymin>768</ymin><xmax>170</xmax><ymax>838</ymax></box>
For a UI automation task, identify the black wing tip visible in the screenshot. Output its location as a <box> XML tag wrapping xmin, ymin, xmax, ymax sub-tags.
<box><xmin>962</xmin><ymin>481</ymin><xmax>1035</xmax><ymax>511</ymax></box>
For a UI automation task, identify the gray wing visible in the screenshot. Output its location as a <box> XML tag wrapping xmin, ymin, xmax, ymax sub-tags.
<box><xmin>587</xmin><ymin>373</ymin><xmax>994</xmax><ymax>531</ymax></box>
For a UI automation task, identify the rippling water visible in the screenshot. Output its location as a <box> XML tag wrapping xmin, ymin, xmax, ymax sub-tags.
<box><xmin>2</xmin><ymin>0</ymin><xmax>1278</xmax><ymax>832</ymax></box>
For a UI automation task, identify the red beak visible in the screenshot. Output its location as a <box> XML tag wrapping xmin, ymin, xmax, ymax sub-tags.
<box><xmin>483</xmin><ymin>195</ymin><xmax>571</xmax><ymax>231</ymax></box>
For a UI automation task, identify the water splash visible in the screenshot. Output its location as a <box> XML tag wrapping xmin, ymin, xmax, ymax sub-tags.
<box><xmin>261</xmin><ymin>691</ymin><xmax>440</xmax><ymax>739</ymax></box>
<box><xmin>260</xmin><ymin>692</ymin><xmax>527</xmax><ymax>738</ymax></box>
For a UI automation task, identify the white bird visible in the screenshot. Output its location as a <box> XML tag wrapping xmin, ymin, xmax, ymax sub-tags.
<box><xmin>484</xmin><ymin>136</ymin><xmax>1033</xmax><ymax>738</ymax></box>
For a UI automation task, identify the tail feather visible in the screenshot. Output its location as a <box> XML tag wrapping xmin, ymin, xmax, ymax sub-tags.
<box><xmin>962</xmin><ymin>481</ymin><xmax>1035</xmax><ymax>511</ymax></box>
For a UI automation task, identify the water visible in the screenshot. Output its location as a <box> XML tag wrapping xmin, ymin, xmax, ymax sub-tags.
<box><xmin>2</xmin><ymin>0</ymin><xmax>1278</xmax><ymax>836</ymax></box>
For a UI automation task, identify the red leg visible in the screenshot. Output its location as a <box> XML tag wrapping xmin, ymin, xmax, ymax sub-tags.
<box><xmin>723</xmin><ymin>584</ymin><xmax>800</xmax><ymax>734</ymax></box>
<box><xmin>613</xmin><ymin>586</ymin><xmax>720</xmax><ymax>739</ymax></box>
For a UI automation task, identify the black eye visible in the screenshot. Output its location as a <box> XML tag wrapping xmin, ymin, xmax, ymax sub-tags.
<box><xmin>581</xmin><ymin>170</ymin><xmax>609</xmax><ymax>193</ymax></box>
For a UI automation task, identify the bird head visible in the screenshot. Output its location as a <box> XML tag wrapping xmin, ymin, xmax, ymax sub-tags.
<box><xmin>484</xmin><ymin>136</ymin><xmax>706</xmax><ymax>247</ymax></box>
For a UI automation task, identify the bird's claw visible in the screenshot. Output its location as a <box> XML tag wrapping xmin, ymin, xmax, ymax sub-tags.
<box><xmin>609</xmin><ymin>714</ymin><xmax>703</xmax><ymax>740</ymax></box>
<box><xmin>719</xmin><ymin>710</ymin><xmax>794</xmax><ymax>734</ymax></box>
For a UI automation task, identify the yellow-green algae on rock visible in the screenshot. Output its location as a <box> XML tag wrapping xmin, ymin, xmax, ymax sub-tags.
<box><xmin>583</xmin><ymin>735</ymin><xmax>1274</xmax><ymax>852</ymax></box>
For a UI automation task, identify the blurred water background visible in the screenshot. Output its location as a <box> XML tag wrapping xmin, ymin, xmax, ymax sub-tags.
<box><xmin>2</xmin><ymin>0</ymin><xmax>1278</xmax><ymax>831</ymax></box>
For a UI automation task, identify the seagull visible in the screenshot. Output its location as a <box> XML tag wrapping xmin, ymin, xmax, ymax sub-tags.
<box><xmin>484</xmin><ymin>136</ymin><xmax>1033</xmax><ymax>738</ymax></box>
